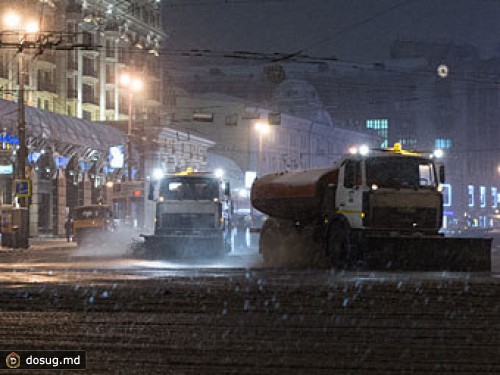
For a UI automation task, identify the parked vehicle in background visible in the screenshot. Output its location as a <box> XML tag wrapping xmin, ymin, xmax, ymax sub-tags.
<box><xmin>72</xmin><ymin>204</ymin><xmax>115</xmax><ymax>246</ymax></box>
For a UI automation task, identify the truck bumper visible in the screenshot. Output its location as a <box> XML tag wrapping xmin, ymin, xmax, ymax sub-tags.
<box><xmin>139</xmin><ymin>231</ymin><xmax>227</xmax><ymax>259</ymax></box>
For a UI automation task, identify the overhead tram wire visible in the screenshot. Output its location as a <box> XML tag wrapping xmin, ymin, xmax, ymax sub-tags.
<box><xmin>110</xmin><ymin>45</ymin><xmax>500</xmax><ymax>88</ymax></box>
<box><xmin>164</xmin><ymin>0</ymin><xmax>289</xmax><ymax>7</ymax></box>
<box><xmin>105</xmin><ymin>40</ymin><xmax>492</xmax><ymax>74</ymax></box>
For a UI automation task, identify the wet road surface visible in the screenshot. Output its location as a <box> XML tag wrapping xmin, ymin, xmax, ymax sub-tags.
<box><xmin>0</xmin><ymin>237</ymin><xmax>499</xmax><ymax>374</ymax></box>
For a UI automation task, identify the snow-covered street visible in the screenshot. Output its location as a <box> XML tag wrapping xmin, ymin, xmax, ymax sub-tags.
<box><xmin>0</xmin><ymin>237</ymin><xmax>498</xmax><ymax>373</ymax></box>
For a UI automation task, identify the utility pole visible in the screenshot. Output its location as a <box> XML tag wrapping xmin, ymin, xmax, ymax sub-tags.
<box><xmin>14</xmin><ymin>50</ymin><xmax>29</xmax><ymax>248</ymax></box>
<box><xmin>127</xmin><ymin>91</ymin><xmax>133</xmax><ymax>181</ymax></box>
<box><xmin>17</xmin><ymin>51</ymin><xmax>26</xmax><ymax>191</ymax></box>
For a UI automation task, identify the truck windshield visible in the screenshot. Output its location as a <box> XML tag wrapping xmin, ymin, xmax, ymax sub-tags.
<box><xmin>159</xmin><ymin>177</ymin><xmax>219</xmax><ymax>200</ymax></box>
<box><xmin>365</xmin><ymin>156</ymin><xmax>437</xmax><ymax>188</ymax></box>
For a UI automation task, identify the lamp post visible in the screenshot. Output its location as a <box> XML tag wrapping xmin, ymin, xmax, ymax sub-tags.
<box><xmin>254</xmin><ymin>121</ymin><xmax>270</xmax><ymax>176</ymax></box>
<box><xmin>3</xmin><ymin>12</ymin><xmax>38</xmax><ymax>188</ymax></box>
<box><xmin>120</xmin><ymin>73</ymin><xmax>142</xmax><ymax>225</ymax></box>
<box><xmin>120</xmin><ymin>73</ymin><xmax>142</xmax><ymax>181</ymax></box>
<box><xmin>3</xmin><ymin>12</ymin><xmax>39</xmax><ymax>248</ymax></box>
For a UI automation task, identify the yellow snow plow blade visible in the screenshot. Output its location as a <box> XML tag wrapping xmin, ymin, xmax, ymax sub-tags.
<box><xmin>361</xmin><ymin>236</ymin><xmax>492</xmax><ymax>272</ymax></box>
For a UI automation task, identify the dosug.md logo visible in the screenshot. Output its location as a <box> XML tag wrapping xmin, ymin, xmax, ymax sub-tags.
<box><xmin>6</xmin><ymin>352</ymin><xmax>21</xmax><ymax>369</ymax></box>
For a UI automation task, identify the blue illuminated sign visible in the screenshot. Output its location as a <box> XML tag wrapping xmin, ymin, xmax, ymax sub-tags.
<box><xmin>15</xmin><ymin>179</ymin><xmax>31</xmax><ymax>197</ymax></box>
<box><xmin>28</xmin><ymin>152</ymin><xmax>41</xmax><ymax>163</ymax></box>
<box><xmin>109</xmin><ymin>145</ymin><xmax>124</xmax><ymax>169</ymax></box>
<box><xmin>0</xmin><ymin>133</ymin><xmax>19</xmax><ymax>145</ymax></box>
<box><xmin>55</xmin><ymin>156</ymin><xmax>69</xmax><ymax>169</ymax></box>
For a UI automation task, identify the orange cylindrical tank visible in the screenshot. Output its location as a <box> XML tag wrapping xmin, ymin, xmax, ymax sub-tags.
<box><xmin>251</xmin><ymin>168</ymin><xmax>339</xmax><ymax>222</ymax></box>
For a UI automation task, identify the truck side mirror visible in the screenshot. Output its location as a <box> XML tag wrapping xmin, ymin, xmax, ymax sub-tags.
<box><xmin>224</xmin><ymin>182</ymin><xmax>230</xmax><ymax>196</ymax></box>
<box><xmin>148</xmin><ymin>181</ymin><xmax>155</xmax><ymax>201</ymax></box>
<box><xmin>439</xmin><ymin>165</ymin><xmax>445</xmax><ymax>184</ymax></box>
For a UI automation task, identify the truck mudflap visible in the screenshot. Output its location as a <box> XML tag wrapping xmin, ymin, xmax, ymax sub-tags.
<box><xmin>358</xmin><ymin>235</ymin><xmax>492</xmax><ymax>272</ymax></box>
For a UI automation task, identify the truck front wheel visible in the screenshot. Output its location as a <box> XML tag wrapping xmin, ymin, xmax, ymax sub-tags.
<box><xmin>327</xmin><ymin>217</ymin><xmax>351</xmax><ymax>268</ymax></box>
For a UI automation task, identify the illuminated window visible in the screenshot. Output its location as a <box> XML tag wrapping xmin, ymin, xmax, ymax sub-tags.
<box><xmin>434</xmin><ymin>138</ymin><xmax>452</xmax><ymax>149</ymax></box>
<box><xmin>468</xmin><ymin>185</ymin><xmax>474</xmax><ymax>207</ymax></box>
<box><xmin>480</xmin><ymin>186</ymin><xmax>486</xmax><ymax>208</ymax></box>
<box><xmin>366</xmin><ymin>119</ymin><xmax>388</xmax><ymax>147</ymax></box>
<box><xmin>441</xmin><ymin>184</ymin><xmax>452</xmax><ymax>207</ymax></box>
<box><xmin>400</xmin><ymin>138</ymin><xmax>417</xmax><ymax>148</ymax></box>
<box><xmin>492</xmin><ymin>187</ymin><xmax>498</xmax><ymax>208</ymax></box>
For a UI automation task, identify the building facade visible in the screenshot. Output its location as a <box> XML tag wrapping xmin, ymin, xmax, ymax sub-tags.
<box><xmin>167</xmin><ymin>93</ymin><xmax>379</xmax><ymax>196</ymax></box>
<box><xmin>0</xmin><ymin>1</ymin><xmax>219</xmax><ymax>236</ymax></box>
<box><xmin>0</xmin><ymin>0</ymin><xmax>165</xmax><ymax>122</ymax></box>
<box><xmin>165</xmin><ymin>41</ymin><xmax>500</xmax><ymax>231</ymax></box>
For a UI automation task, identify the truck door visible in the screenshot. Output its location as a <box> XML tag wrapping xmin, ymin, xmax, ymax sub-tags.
<box><xmin>336</xmin><ymin>160</ymin><xmax>364</xmax><ymax>228</ymax></box>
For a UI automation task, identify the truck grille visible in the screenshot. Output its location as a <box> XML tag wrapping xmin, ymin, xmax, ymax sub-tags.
<box><xmin>161</xmin><ymin>213</ymin><xmax>215</xmax><ymax>229</ymax></box>
<box><xmin>370</xmin><ymin>207</ymin><xmax>438</xmax><ymax>230</ymax></box>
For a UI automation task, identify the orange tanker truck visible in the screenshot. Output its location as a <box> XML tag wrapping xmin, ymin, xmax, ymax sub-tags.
<box><xmin>251</xmin><ymin>144</ymin><xmax>492</xmax><ymax>271</ymax></box>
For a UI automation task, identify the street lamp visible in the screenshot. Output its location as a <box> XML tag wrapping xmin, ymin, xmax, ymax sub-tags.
<box><xmin>120</xmin><ymin>73</ymin><xmax>143</xmax><ymax>181</ymax></box>
<box><xmin>3</xmin><ymin>12</ymin><xmax>21</xmax><ymax>29</ymax></box>
<box><xmin>2</xmin><ymin>12</ymin><xmax>39</xmax><ymax>185</ymax></box>
<box><xmin>255</xmin><ymin>121</ymin><xmax>270</xmax><ymax>176</ymax></box>
<box><xmin>2</xmin><ymin>11</ymin><xmax>40</xmax><ymax>248</ymax></box>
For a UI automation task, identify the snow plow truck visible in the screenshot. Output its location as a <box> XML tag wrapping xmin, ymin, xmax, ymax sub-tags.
<box><xmin>136</xmin><ymin>168</ymin><xmax>232</xmax><ymax>258</ymax></box>
<box><xmin>251</xmin><ymin>143</ymin><xmax>492</xmax><ymax>271</ymax></box>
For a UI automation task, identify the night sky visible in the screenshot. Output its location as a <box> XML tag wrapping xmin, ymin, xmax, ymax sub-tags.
<box><xmin>162</xmin><ymin>0</ymin><xmax>500</xmax><ymax>62</ymax></box>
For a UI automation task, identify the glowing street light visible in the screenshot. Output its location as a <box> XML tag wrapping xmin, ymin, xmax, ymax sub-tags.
<box><xmin>152</xmin><ymin>168</ymin><xmax>164</xmax><ymax>180</ymax></box>
<box><xmin>3</xmin><ymin>11</ymin><xmax>39</xmax><ymax>34</ymax></box>
<box><xmin>3</xmin><ymin>12</ymin><xmax>21</xmax><ymax>29</ymax></box>
<box><xmin>214</xmin><ymin>168</ymin><xmax>224</xmax><ymax>179</ymax></box>
<box><xmin>120</xmin><ymin>72</ymin><xmax>143</xmax><ymax>182</ymax></box>
<box><xmin>359</xmin><ymin>144</ymin><xmax>370</xmax><ymax>156</ymax></box>
<box><xmin>25</xmin><ymin>20</ymin><xmax>39</xmax><ymax>34</ymax></box>
<box><xmin>437</xmin><ymin>64</ymin><xmax>449</xmax><ymax>78</ymax></box>
<box><xmin>255</xmin><ymin>121</ymin><xmax>270</xmax><ymax>135</ymax></box>
<box><xmin>120</xmin><ymin>72</ymin><xmax>143</xmax><ymax>225</ymax></box>
<box><xmin>255</xmin><ymin>121</ymin><xmax>270</xmax><ymax>176</ymax></box>
<box><xmin>433</xmin><ymin>149</ymin><xmax>444</xmax><ymax>158</ymax></box>
<box><xmin>120</xmin><ymin>74</ymin><xmax>142</xmax><ymax>91</ymax></box>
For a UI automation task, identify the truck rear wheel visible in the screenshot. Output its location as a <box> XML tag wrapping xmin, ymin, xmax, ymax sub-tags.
<box><xmin>260</xmin><ymin>218</ymin><xmax>281</xmax><ymax>264</ymax></box>
<box><xmin>260</xmin><ymin>218</ymin><xmax>325</xmax><ymax>266</ymax></box>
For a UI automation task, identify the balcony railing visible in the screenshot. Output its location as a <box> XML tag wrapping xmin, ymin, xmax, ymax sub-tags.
<box><xmin>40</xmin><ymin>53</ymin><xmax>56</xmax><ymax>65</ymax></box>
<box><xmin>82</xmin><ymin>63</ymin><xmax>97</xmax><ymax>77</ymax></box>
<box><xmin>82</xmin><ymin>94</ymin><xmax>99</xmax><ymax>106</ymax></box>
<box><xmin>67</xmin><ymin>59</ymin><xmax>78</xmax><ymax>71</ymax></box>
<box><xmin>38</xmin><ymin>81</ymin><xmax>56</xmax><ymax>93</ymax></box>
<box><xmin>106</xmin><ymin>98</ymin><xmax>115</xmax><ymax>110</ymax></box>
<box><xmin>67</xmin><ymin>89</ymin><xmax>77</xmax><ymax>99</ymax></box>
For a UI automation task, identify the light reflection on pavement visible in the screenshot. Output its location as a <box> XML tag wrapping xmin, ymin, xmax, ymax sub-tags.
<box><xmin>0</xmin><ymin>235</ymin><xmax>497</xmax><ymax>286</ymax></box>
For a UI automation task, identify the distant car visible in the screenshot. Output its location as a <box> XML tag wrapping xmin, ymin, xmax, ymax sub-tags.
<box><xmin>72</xmin><ymin>205</ymin><xmax>115</xmax><ymax>246</ymax></box>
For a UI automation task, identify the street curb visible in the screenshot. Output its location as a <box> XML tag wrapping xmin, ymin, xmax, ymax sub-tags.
<box><xmin>0</xmin><ymin>245</ymin><xmax>77</xmax><ymax>253</ymax></box>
